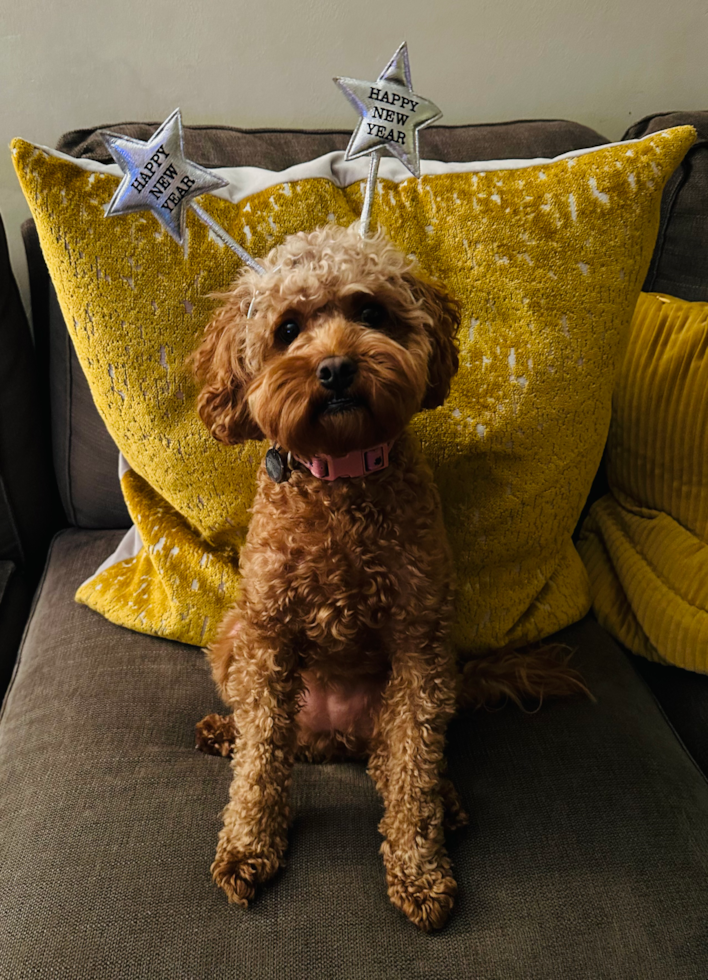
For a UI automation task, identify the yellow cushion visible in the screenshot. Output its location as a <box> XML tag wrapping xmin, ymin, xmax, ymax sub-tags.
<box><xmin>578</xmin><ymin>292</ymin><xmax>708</xmax><ymax>672</ymax></box>
<box><xmin>12</xmin><ymin>128</ymin><xmax>695</xmax><ymax>652</ymax></box>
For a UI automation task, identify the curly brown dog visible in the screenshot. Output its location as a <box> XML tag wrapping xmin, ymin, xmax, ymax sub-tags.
<box><xmin>191</xmin><ymin>223</ymin><xmax>588</xmax><ymax>931</ymax></box>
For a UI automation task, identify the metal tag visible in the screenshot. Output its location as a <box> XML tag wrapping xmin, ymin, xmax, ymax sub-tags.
<box><xmin>265</xmin><ymin>447</ymin><xmax>288</xmax><ymax>483</ymax></box>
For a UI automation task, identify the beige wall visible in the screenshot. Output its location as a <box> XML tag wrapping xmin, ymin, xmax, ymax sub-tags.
<box><xmin>2</xmin><ymin>0</ymin><xmax>706</xmax><ymax>314</ymax></box>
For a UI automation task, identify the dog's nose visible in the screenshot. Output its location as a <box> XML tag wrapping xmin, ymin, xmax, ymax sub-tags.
<box><xmin>317</xmin><ymin>356</ymin><xmax>358</xmax><ymax>392</ymax></box>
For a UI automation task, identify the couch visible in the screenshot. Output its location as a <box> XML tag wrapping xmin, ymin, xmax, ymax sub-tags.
<box><xmin>1</xmin><ymin>112</ymin><xmax>707</xmax><ymax>979</ymax></box>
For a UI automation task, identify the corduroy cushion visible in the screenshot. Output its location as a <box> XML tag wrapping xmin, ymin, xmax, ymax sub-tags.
<box><xmin>578</xmin><ymin>292</ymin><xmax>708</xmax><ymax>672</ymax></box>
<box><xmin>12</xmin><ymin>128</ymin><xmax>695</xmax><ymax>653</ymax></box>
<box><xmin>1</xmin><ymin>529</ymin><xmax>708</xmax><ymax>979</ymax></box>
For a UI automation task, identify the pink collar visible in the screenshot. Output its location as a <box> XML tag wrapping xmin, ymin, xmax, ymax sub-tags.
<box><xmin>294</xmin><ymin>441</ymin><xmax>394</xmax><ymax>481</ymax></box>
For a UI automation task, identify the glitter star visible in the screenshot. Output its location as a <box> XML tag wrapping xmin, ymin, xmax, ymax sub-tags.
<box><xmin>334</xmin><ymin>42</ymin><xmax>442</xmax><ymax>178</ymax></box>
<box><xmin>101</xmin><ymin>108</ymin><xmax>228</xmax><ymax>243</ymax></box>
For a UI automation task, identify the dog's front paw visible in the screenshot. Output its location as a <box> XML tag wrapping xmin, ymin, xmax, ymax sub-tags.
<box><xmin>384</xmin><ymin>853</ymin><xmax>457</xmax><ymax>931</ymax></box>
<box><xmin>211</xmin><ymin>845</ymin><xmax>283</xmax><ymax>907</ymax></box>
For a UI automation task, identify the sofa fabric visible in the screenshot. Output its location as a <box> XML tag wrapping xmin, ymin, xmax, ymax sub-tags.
<box><xmin>26</xmin><ymin>119</ymin><xmax>608</xmax><ymax>531</ymax></box>
<box><xmin>47</xmin><ymin>284</ymin><xmax>131</xmax><ymax>529</ymax></box>
<box><xmin>1</xmin><ymin>528</ymin><xmax>707</xmax><ymax>980</ymax></box>
<box><xmin>624</xmin><ymin>110</ymin><xmax>708</xmax><ymax>301</ymax></box>
<box><xmin>20</xmin><ymin>221</ymin><xmax>131</xmax><ymax>529</ymax></box>
<box><xmin>57</xmin><ymin>118</ymin><xmax>608</xmax><ymax>168</ymax></box>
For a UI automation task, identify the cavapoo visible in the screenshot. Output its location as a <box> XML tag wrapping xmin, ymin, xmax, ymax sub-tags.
<box><xmin>191</xmin><ymin>222</ymin><xmax>588</xmax><ymax>931</ymax></box>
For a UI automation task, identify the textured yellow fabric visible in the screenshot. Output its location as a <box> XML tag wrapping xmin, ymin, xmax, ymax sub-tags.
<box><xmin>93</xmin><ymin>469</ymin><xmax>243</xmax><ymax>645</ymax></box>
<box><xmin>12</xmin><ymin>128</ymin><xmax>695</xmax><ymax>652</ymax></box>
<box><xmin>578</xmin><ymin>292</ymin><xmax>708</xmax><ymax>672</ymax></box>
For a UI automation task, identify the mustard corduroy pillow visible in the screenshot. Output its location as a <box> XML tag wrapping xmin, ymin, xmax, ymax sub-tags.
<box><xmin>12</xmin><ymin>128</ymin><xmax>695</xmax><ymax>652</ymax></box>
<box><xmin>578</xmin><ymin>291</ymin><xmax>708</xmax><ymax>672</ymax></box>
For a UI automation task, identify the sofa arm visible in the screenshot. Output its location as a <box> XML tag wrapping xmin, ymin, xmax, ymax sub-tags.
<box><xmin>0</xmin><ymin>560</ymin><xmax>33</xmax><ymax>695</ymax></box>
<box><xmin>0</xmin><ymin>214</ymin><xmax>64</xmax><ymax>690</ymax></box>
<box><xmin>0</xmin><ymin>214</ymin><xmax>62</xmax><ymax>576</ymax></box>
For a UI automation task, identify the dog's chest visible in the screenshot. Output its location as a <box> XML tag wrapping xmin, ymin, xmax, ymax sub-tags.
<box><xmin>285</xmin><ymin>493</ymin><xmax>405</xmax><ymax>621</ymax></box>
<box><xmin>245</xmin><ymin>456</ymin><xmax>446</xmax><ymax>658</ymax></box>
<box><xmin>285</xmin><ymin>502</ymin><xmax>408</xmax><ymax>670</ymax></box>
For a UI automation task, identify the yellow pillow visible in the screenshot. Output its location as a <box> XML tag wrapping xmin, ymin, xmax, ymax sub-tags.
<box><xmin>12</xmin><ymin>128</ymin><xmax>695</xmax><ymax>652</ymax></box>
<box><xmin>578</xmin><ymin>292</ymin><xmax>708</xmax><ymax>672</ymax></box>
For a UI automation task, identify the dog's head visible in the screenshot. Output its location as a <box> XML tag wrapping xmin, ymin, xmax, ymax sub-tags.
<box><xmin>191</xmin><ymin>224</ymin><xmax>460</xmax><ymax>458</ymax></box>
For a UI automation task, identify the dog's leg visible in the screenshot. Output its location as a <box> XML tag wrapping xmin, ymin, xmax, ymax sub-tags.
<box><xmin>210</xmin><ymin>622</ymin><xmax>301</xmax><ymax>908</ymax></box>
<box><xmin>368</xmin><ymin>638</ymin><xmax>459</xmax><ymax>932</ymax></box>
<box><xmin>439</xmin><ymin>775</ymin><xmax>469</xmax><ymax>832</ymax></box>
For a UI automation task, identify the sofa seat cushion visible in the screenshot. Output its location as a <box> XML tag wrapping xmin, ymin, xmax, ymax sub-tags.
<box><xmin>1</xmin><ymin>529</ymin><xmax>707</xmax><ymax>979</ymax></box>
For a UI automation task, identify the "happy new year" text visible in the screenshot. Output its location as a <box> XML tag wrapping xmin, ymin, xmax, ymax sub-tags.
<box><xmin>129</xmin><ymin>145</ymin><xmax>197</xmax><ymax>213</ymax></box>
<box><xmin>366</xmin><ymin>86</ymin><xmax>418</xmax><ymax>147</ymax></box>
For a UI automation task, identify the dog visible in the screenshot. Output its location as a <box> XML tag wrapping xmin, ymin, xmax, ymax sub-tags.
<box><xmin>191</xmin><ymin>222</ymin><xmax>588</xmax><ymax>931</ymax></box>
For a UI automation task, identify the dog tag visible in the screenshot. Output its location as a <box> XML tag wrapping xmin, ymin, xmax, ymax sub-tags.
<box><xmin>265</xmin><ymin>447</ymin><xmax>288</xmax><ymax>483</ymax></box>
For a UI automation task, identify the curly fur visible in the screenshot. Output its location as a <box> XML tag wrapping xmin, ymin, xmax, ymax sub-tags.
<box><xmin>192</xmin><ymin>223</ymin><xmax>589</xmax><ymax>931</ymax></box>
<box><xmin>190</xmin><ymin>224</ymin><xmax>460</xmax><ymax>455</ymax></box>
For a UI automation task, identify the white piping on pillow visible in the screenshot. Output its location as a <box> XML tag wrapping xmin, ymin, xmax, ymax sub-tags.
<box><xmin>17</xmin><ymin>131</ymin><xmax>676</xmax><ymax>210</ymax></box>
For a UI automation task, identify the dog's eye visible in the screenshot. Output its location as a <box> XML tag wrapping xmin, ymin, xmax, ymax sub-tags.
<box><xmin>275</xmin><ymin>320</ymin><xmax>301</xmax><ymax>345</ymax></box>
<box><xmin>358</xmin><ymin>302</ymin><xmax>386</xmax><ymax>328</ymax></box>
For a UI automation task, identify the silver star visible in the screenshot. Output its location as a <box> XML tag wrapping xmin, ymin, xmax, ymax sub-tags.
<box><xmin>334</xmin><ymin>42</ymin><xmax>442</xmax><ymax>178</ymax></box>
<box><xmin>101</xmin><ymin>108</ymin><xmax>228</xmax><ymax>243</ymax></box>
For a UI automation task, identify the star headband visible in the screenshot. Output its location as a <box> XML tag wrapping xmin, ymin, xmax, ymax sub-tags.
<box><xmin>335</xmin><ymin>41</ymin><xmax>442</xmax><ymax>236</ymax></box>
<box><xmin>101</xmin><ymin>108</ymin><xmax>265</xmax><ymax>274</ymax></box>
<box><xmin>100</xmin><ymin>43</ymin><xmax>441</xmax><ymax>274</ymax></box>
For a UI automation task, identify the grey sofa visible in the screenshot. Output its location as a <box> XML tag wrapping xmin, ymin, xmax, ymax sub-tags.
<box><xmin>1</xmin><ymin>113</ymin><xmax>707</xmax><ymax>979</ymax></box>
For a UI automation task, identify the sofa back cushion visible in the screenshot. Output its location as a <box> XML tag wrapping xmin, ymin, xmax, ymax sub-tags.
<box><xmin>625</xmin><ymin>110</ymin><xmax>708</xmax><ymax>302</ymax></box>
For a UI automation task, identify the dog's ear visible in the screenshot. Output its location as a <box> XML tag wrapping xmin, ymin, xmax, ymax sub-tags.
<box><xmin>189</xmin><ymin>294</ymin><xmax>264</xmax><ymax>445</ymax></box>
<box><xmin>405</xmin><ymin>275</ymin><xmax>461</xmax><ymax>409</ymax></box>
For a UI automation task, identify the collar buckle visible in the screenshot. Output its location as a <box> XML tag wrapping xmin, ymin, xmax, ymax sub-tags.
<box><xmin>295</xmin><ymin>441</ymin><xmax>394</xmax><ymax>481</ymax></box>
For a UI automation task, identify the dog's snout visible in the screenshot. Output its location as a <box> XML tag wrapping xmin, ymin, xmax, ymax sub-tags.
<box><xmin>317</xmin><ymin>356</ymin><xmax>358</xmax><ymax>392</ymax></box>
